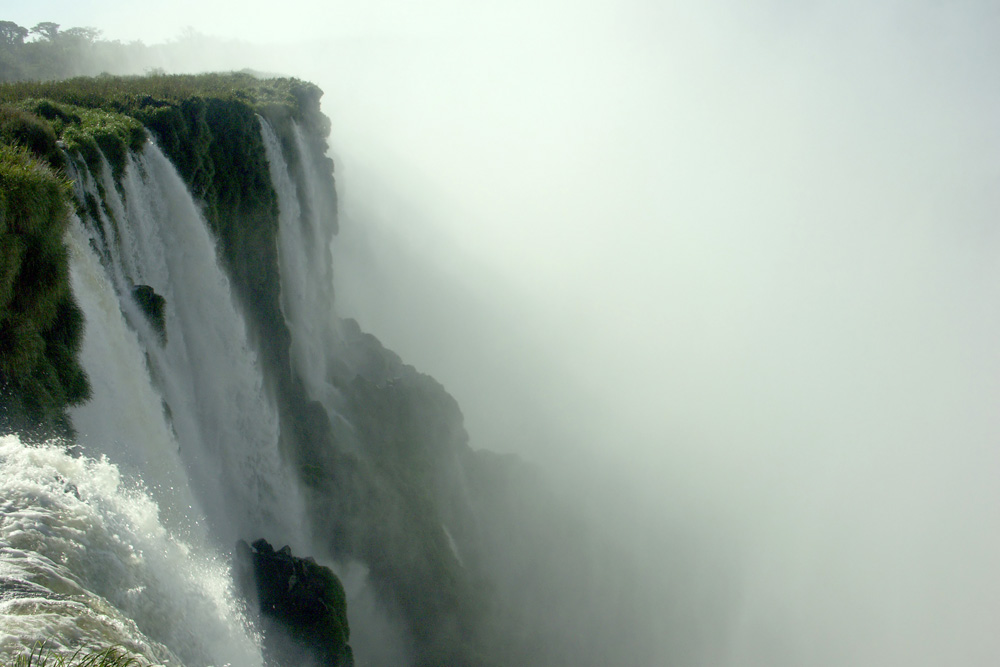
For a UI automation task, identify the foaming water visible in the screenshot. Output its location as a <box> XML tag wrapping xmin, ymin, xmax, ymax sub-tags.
<box><xmin>0</xmin><ymin>435</ymin><xmax>262</xmax><ymax>666</ymax></box>
<box><xmin>39</xmin><ymin>143</ymin><xmax>315</xmax><ymax>662</ymax></box>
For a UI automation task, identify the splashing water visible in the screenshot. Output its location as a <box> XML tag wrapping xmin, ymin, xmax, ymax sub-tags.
<box><xmin>0</xmin><ymin>435</ymin><xmax>263</xmax><ymax>666</ymax></box>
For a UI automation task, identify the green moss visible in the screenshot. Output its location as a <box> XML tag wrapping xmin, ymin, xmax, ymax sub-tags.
<box><xmin>60</xmin><ymin>109</ymin><xmax>144</xmax><ymax>179</ymax></box>
<box><xmin>301</xmin><ymin>557</ymin><xmax>351</xmax><ymax>649</ymax></box>
<box><xmin>0</xmin><ymin>142</ymin><xmax>89</xmax><ymax>438</ymax></box>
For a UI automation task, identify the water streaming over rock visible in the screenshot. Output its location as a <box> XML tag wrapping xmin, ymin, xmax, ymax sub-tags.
<box><xmin>1</xmin><ymin>136</ymin><xmax>324</xmax><ymax>664</ymax></box>
<box><xmin>0</xmin><ymin>435</ymin><xmax>262</xmax><ymax>666</ymax></box>
<box><xmin>260</xmin><ymin>118</ymin><xmax>340</xmax><ymax>416</ymax></box>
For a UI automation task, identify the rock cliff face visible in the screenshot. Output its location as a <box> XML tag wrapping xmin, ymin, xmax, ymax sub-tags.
<box><xmin>0</xmin><ymin>73</ymin><xmax>501</xmax><ymax>665</ymax></box>
<box><xmin>236</xmin><ymin>539</ymin><xmax>353</xmax><ymax>667</ymax></box>
<box><xmin>0</xmin><ymin>73</ymin><xmax>640</xmax><ymax>667</ymax></box>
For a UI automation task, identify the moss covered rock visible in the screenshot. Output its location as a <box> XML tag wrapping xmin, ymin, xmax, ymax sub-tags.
<box><xmin>131</xmin><ymin>284</ymin><xmax>166</xmax><ymax>344</ymax></box>
<box><xmin>236</xmin><ymin>539</ymin><xmax>353</xmax><ymax>667</ymax></box>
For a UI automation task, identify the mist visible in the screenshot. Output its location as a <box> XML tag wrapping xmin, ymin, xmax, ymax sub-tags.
<box><xmin>12</xmin><ymin>0</ymin><xmax>1000</xmax><ymax>663</ymax></box>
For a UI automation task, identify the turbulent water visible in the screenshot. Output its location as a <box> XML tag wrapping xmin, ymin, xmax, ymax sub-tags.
<box><xmin>0</xmin><ymin>436</ymin><xmax>260</xmax><ymax>666</ymax></box>
<box><xmin>0</xmin><ymin>126</ymin><xmax>341</xmax><ymax>664</ymax></box>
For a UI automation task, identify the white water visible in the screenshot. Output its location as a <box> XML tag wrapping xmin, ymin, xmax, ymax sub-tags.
<box><xmin>0</xmin><ymin>435</ymin><xmax>261</xmax><ymax>666</ymax></box>
<box><xmin>76</xmin><ymin>144</ymin><xmax>306</xmax><ymax>554</ymax></box>
<box><xmin>0</xmin><ymin>138</ymin><xmax>337</xmax><ymax>664</ymax></box>
<box><xmin>68</xmin><ymin>211</ymin><xmax>202</xmax><ymax>537</ymax></box>
<box><xmin>260</xmin><ymin>119</ymin><xmax>340</xmax><ymax>415</ymax></box>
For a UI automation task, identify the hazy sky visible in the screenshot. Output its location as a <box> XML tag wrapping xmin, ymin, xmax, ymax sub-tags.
<box><xmin>7</xmin><ymin>1</ymin><xmax>1000</xmax><ymax>663</ymax></box>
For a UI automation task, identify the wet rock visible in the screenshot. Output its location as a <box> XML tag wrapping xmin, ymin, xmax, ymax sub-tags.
<box><xmin>236</xmin><ymin>539</ymin><xmax>352</xmax><ymax>667</ymax></box>
<box><xmin>131</xmin><ymin>284</ymin><xmax>166</xmax><ymax>343</ymax></box>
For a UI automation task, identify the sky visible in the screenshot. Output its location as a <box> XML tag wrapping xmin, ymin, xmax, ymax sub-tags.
<box><xmin>6</xmin><ymin>0</ymin><xmax>1000</xmax><ymax>663</ymax></box>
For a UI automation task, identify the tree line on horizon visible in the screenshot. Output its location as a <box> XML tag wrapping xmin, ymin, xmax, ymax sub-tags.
<box><xmin>0</xmin><ymin>20</ymin><xmax>247</xmax><ymax>83</ymax></box>
<box><xmin>0</xmin><ymin>20</ymin><xmax>139</xmax><ymax>82</ymax></box>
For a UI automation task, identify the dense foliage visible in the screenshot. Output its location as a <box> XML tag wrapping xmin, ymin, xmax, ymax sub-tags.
<box><xmin>0</xmin><ymin>71</ymin><xmax>328</xmax><ymax>377</ymax></box>
<box><xmin>0</xmin><ymin>114</ymin><xmax>89</xmax><ymax>438</ymax></box>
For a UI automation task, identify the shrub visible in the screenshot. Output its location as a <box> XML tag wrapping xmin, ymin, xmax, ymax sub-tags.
<box><xmin>0</xmin><ymin>105</ymin><xmax>62</xmax><ymax>168</ymax></box>
<box><xmin>0</xmin><ymin>142</ymin><xmax>89</xmax><ymax>437</ymax></box>
<box><xmin>2</xmin><ymin>644</ymin><xmax>151</xmax><ymax>667</ymax></box>
<box><xmin>61</xmin><ymin>108</ymin><xmax>145</xmax><ymax>178</ymax></box>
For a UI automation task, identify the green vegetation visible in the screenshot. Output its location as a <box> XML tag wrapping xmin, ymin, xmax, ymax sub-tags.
<box><xmin>2</xmin><ymin>645</ymin><xmax>150</xmax><ymax>667</ymax></box>
<box><xmin>0</xmin><ymin>72</ymin><xmax>329</xmax><ymax>137</ymax></box>
<box><xmin>0</xmin><ymin>104</ymin><xmax>62</xmax><ymax>168</ymax></box>
<box><xmin>0</xmin><ymin>133</ymin><xmax>89</xmax><ymax>438</ymax></box>
<box><xmin>0</xmin><ymin>73</ymin><xmax>327</xmax><ymax>439</ymax></box>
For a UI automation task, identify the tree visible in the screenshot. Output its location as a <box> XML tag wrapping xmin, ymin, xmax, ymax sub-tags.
<box><xmin>0</xmin><ymin>21</ymin><xmax>28</xmax><ymax>46</ymax></box>
<box><xmin>31</xmin><ymin>22</ymin><xmax>59</xmax><ymax>41</ymax></box>
<box><xmin>62</xmin><ymin>27</ymin><xmax>102</xmax><ymax>44</ymax></box>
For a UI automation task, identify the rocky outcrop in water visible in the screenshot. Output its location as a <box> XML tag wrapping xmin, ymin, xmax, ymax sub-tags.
<box><xmin>236</xmin><ymin>538</ymin><xmax>353</xmax><ymax>667</ymax></box>
<box><xmin>131</xmin><ymin>285</ymin><xmax>166</xmax><ymax>343</ymax></box>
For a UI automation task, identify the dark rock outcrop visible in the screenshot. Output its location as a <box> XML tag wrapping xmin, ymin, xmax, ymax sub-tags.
<box><xmin>236</xmin><ymin>539</ymin><xmax>352</xmax><ymax>667</ymax></box>
<box><xmin>131</xmin><ymin>285</ymin><xmax>166</xmax><ymax>344</ymax></box>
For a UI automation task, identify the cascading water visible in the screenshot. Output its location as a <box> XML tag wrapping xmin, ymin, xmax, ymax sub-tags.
<box><xmin>115</xmin><ymin>145</ymin><xmax>303</xmax><ymax>551</ymax></box>
<box><xmin>1</xmin><ymin>133</ymin><xmax>330</xmax><ymax>663</ymax></box>
<box><xmin>67</xmin><ymin>210</ymin><xmax>202</xmax><ymax>537</ymax></box>
<box><xmin>260</xmin><ymin>116</ymin><xmax>414</xmax><ymax>667</ymax></box>
<box><xmin>260</xmin><ymin>119</ymin><xmax>339</xmax><ymax>414</ymax></box>
<box><xmin>0</xmin><ymin>435</ymin><xmax>262</xmax><ymax>666</ymax></box>
<box><xmin>70</xmin><ymin>143</ymin><xmax>307</xmax><ymax>555</ymax></box>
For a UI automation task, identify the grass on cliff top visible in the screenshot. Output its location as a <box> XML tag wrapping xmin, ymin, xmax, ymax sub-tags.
<box><xmin>0</xmin><ymin>72</ymin><xmax>324</xmax><ymax>129</ymax></box>
<box><xmin>3</xmin><ymin>645</ymin><xmax>152</xmax><ymax>667</ymax></box>
<box><xmin>1</xmin><ymin>98</ymin><xmax>146</xmax><ymax>184</ymax></box>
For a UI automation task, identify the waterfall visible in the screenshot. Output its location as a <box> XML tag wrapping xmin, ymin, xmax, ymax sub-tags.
<box><xmin>259</xmin><ymin>118</ymin><xmax>339</xmax><ymax>414</ymax></box>
<box><xmin>2</xmin><ymin>93</ymin><xmax>423</xmax><ymax>661</ymax></box>
<box><xmin>0</xmin><ymin>136</ymin><xmax>331</xmax><ymax>664</ymax></box>
<box><xmin>68</xmin><ymin>210</ymin><xmax>201</xmax><ymax>537</ymax></box>
<box><xmin>71</xmin><ymin>143</ymin><xmax>306</xmax><ymax>555</ymax></box>
<box><xmin>0</xmin><ymin>435</ymin><xmax>263</xmax><ymax>666</ymax></box>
